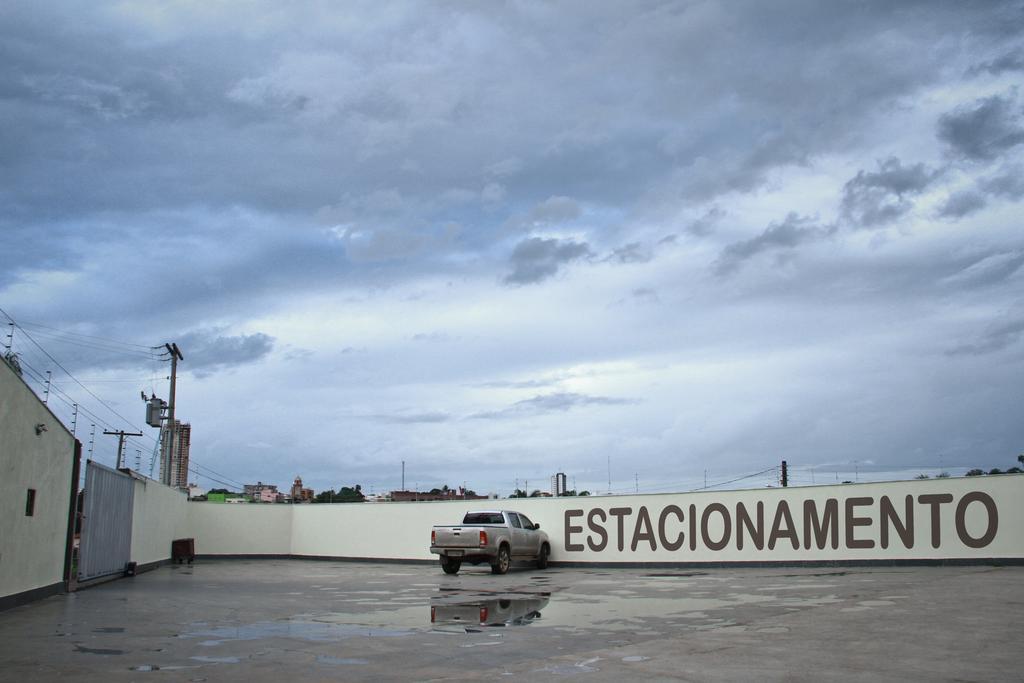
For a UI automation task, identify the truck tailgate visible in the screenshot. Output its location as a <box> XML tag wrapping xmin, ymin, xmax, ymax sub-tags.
<box><xmin>433</xmin><ymin>526</ymin><xmax>483</xmax><ymax>549</ymax></box>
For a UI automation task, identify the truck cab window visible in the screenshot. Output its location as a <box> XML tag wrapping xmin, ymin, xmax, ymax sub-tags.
<box><xmin>519</xmin><ymin>514</ymin><xmax>534</xmax><ymax>529</ymax></box>
<box><xmin>508</xmin><ymin>513</ymin><xmax>522</xmax><ymax>528</ymax></box>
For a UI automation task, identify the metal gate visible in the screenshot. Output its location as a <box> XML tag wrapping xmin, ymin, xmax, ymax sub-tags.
<box><xmin>78</xmin><ymin>461</ymin><xmax>135</xmax><ymax>581</ymax></box>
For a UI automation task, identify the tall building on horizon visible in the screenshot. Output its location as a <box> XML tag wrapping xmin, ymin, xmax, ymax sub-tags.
<box><xmin>160</xmin><ymin>420</ymin><xmax>191</xmax><ymax>489</ymax></box>
<box><xmin>551</xmin><ymin>472</ymin><xmax>567</xmax><ymax>497</ymax></box>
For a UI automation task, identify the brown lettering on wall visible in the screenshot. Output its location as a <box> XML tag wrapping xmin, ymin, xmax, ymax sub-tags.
<box><xmin>700</xmin><ymin>503</ymin><xmax>732</xmax><ymax>551</ymax></box>
<box><xmin>918</xmin><ymin>493</ymin><xmax>954</xmax><ymax>549</ymax></box>
<box><xmin>609</xmin><ymin>507</ymin><xmax>632</xmax><ymax>552</ymax></box>
<box><xmin>565</xmin><ymin>509</ymin><xmax>585</xmax><ymax>552</ymax></box>
<box><xmin>880</xmin><ymin>495</ymin><xmax>914</xmax><ymax>549</ymax></box>
<box><xmin>631</xmin><ymin>506</ymin><xmax>657</xmax><ymax>551</ymax></box>
<box><xmin>735</xmin><ymin>501</ymin><xmax>764</xmax><ymax>550</ymax></box>
<box><xmin>587</xmin><ymin>508</ymin><xmax>608</xmax><ymax>551</ymax></box>
<box><xmin>689</xmin><ymin>504</ymin><xmax>697</xmax><ymax>551</ymax></box>
<box><xmin>955</xmin><ymin>491</ymin><xmax>998</xmax><ymax>549</ymax></box>
<box><xmin>844</xmin><ymin>497</ymin><xmax>875</xmax><ymax>549</ymax></box>
<box><xmin>768</xmin><ymin>500</ymin><xmax>799</xmax><ymax>550</ymax></box>
<box><xmin>803</xmin><ymin>499</ymin><xmax>839</xmax><ymax>550</ymax></box>
<box><xmin>658</xmin><ymin>505</ymin><xmax>685</xmax><ymax>551</ymax></box>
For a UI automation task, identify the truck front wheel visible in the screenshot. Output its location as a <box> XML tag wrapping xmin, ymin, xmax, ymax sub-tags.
<box><xmin>440</xmin><ymin>555</ymin><xmax>461</xmax><ymax>575</ymax></box>
<box><xmin>491</xmin><ymin>545</ymin><xmax>511</xmax><ymax>575</ymax></box>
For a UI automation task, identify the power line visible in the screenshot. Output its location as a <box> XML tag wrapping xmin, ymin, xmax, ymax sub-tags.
<box><xmin>16</xmin><ymin>320</ymin><xmax>156</xmax><ymax>350</ymax></box>
<box><xmin>692</xmin><ymin>468</ymin><xmax>777</xmax><ymax>491</ymax></box>
<box><xmin>1</xmin><ymin>307</ymin><xmax>154</xmax><ymax>440</ymax></box>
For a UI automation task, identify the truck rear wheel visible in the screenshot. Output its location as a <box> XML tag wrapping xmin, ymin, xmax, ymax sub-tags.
<box><xmin>491</xmin><ymin>544</ymin><xmax>511</xmax><ymax>575</ymax></box>
<box><xmin>536</xmin><ymin>543</ymin><xmax>550</xmax><ymax>569</ymax></box>
<box><xmin>440</xmin><ymin>555</ymin><xmax>461</xmax><ymax>575</ymax></box>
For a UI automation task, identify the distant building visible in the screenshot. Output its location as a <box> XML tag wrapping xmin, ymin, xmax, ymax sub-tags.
<box><xmin>160</xmin><ymin>420</ymin><xmax>191</xmax><ymax>490</ymax></box>
<box><xmin>205</xmin><ymin>492</ymin><xmax>247</xmax><ymax>504</ymax></box>
<box><xmin>389</xmin><ymin>487</ymin><xmax>488</xmax><ymax>502</ymax></box>
<box><xmin>551</xmin><ymin>472</ymin><xmax>567</xmax><ymax>497</ymax></box>
<box><xmin>244</xmin><ymin>481</ymin><xmax>279</xmax><ymax>503</ymax></box>
<box><xmin>290</xmin><ymin>476</ymin><xmax>314</xmax><ymax>503</ymax></box>
<box><xmin>187</xmin><ymin>483</ymin><xmax>207</xmax><ymax>499</ymax></box>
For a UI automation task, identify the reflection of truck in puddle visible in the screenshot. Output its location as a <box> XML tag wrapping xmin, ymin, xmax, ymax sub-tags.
<box><xmin>431</xmin><ymin>594</ymin><xmax>550</xmax><ymax>628</ymax></box>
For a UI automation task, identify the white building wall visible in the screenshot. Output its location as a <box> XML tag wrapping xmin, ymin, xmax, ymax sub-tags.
<box><xmin>0</xmin><ymin>360</ymin><xmax>76</xmax><ymax>603</ymax></box>
<box><xmin>291</xmin><ymin>500</ymin><xmax>486</xmax><ymax>560</ymax></box>
<box><xmin>182</xmin><ymin>476</ymin><xmax>1024</xmax><ymax>564</ymax></box>
<box><xmin>186</xmin><ymin>502</ymin><xmax>292</xmax><ymax>555</ymax></box>
<box><xmin>130</xmin><ymin>476</ymin><xmax>190</xmax><ymax>567</ymax></box>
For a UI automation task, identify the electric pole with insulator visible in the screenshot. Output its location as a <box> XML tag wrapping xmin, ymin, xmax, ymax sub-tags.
<box><xmin>162</xmin><ymin>343</ymin><xmax>183</xmax><ymax>487</ymax></box>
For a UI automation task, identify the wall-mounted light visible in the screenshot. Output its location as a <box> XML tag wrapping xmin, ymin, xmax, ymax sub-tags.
<box><xmin>35</xmin><ymin>423</ymin><xmax>47</xmax><ymax>435</ymax></box>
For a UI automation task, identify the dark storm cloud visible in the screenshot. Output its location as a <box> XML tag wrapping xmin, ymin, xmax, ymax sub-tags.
<box><xmin>631</xmin><ymin>288</ymin><xmax>660</xmax><ymax>304</ymax></box>
<box><xmin>0</xmin><ymin>1</ymin><xmax>1012</xmax><ymax>245</ymax></box>
<box><xmin>686</xmin><ymin>206</ymin><xmax>725</xmax><ymax>238</ymax></box>
<box><xmin>942</xmin><ymin>251</ymin><xmax>1024</xmax><ymax>289</ymax></box>
<box><xmin>840</xmin><ymin>158</ymin><xmax>939</xmax><ymax>227</ymax></box>
<box><xmin>967</xmin><ymin>49</ymin><xmax>1024</xmax><ymax>76</ymax></box>
<box><xmin>937</xmin><ymin>94</ymin><xmax>1024</xmax><ymax>161</ymax></box>
<box><xmin>474</xmin><ymin>378</ymin><xmax>560</xmax><ymax>389</ymax></box>
<box><xmin>947</xmin><ymin>314</ymin><xmax>1024</xmax><ymax>356</ymax></box>
<box><xmin>177</xmin><ymin>329</ymin><xmax>275</xmax><ymax>376</ymax></box>
<box><xmin>469</xmin><ymin>392</ymin><xmax>637</xmax><ymax>420</ymax></box>
<box><xmin>937</xmin><ymin>190</ymin><xmax>988</xmax><ymax>219</ymax></box>
<box><xmin>605</xmin><ymin>242</ymin><xmax>652</xmax><ymax>264</ymax></box>
<box><xmin>527</xmin><ymin>196</ymin><xmax>582</xmax><ymax>225</ymax></box>
<box><xmin>503</xmin><ymin>237</ymin><xmax>592</xmax><ymax>285</ymax></box>
<box><xmin>716</xmin><ymin>213</ymin><xmax>835</xmax><ymax>275</ymax></box>
<box><xmin>4</xmin><ymin>1</ymin><xmax>1024</xmax><ymax>492</ymax></box>
<box><xmin>979</xmin><ymin>165</ymin><xmax>1024</xmax><ymax>199</ymax></box>
<box><xmin>366</xmin><ymin>411</ymin><xmax>451</xmax><ymax>424</ymax></box>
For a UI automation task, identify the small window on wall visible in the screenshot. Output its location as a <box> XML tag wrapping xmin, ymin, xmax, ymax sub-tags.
<box><xmin>25</xmin><ymin>489</ymin><xmax>36</xmax><ymax>516</ymax></box>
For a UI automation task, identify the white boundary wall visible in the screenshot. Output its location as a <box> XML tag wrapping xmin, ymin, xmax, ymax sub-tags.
<box><xmin>129</xmin><ymin>475</ymin><xmax>190</xmax><ymax>568</ymax></box>
<box><xmin>0</xmin><ymin>360</ymin><xmax>75</xmax><ymax>603</ymax></box>
<box><xmin>186</xmin><ymin>475</ymin><xmax>1024</xmax><ymax>565</ymax></box>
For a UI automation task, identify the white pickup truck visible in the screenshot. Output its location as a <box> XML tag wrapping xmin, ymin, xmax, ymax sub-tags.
<box><xmin>430</xmin><ymin>510</ymin><xmax>551</xmax><ymax>575</ymax></box>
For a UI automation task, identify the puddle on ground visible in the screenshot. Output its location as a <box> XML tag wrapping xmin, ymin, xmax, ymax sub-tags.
<box><xmin>165</xmin><ymin>571</ymin><xmax>872</xmax><ymax>643</ymax></box>
<box><xmin>181</xmin><ymin>621</ymin><xmax>412</xmax><ymax>644</ymax></box>
<box><xmin>537</xmin><ymin>657</ymin><xmax>601</xmax><ymax>674</ymax></box>
<box><xmin>75</xmin><ymin>645</ymin><xmax>125</xmax><ymax>655</ymax></box>
<box><xmin>317</xmin><ymin>656</ymin><xmax>369</xmax><ymax>665</ymax></box>
<box><xmin>130</xmin><ymin>665</ymin><xmax>196</xmax><ymax>672</ymax></box>
<box><xmin>431</xmin><ymin>593</ymin><xmax>550</xmax><ymax>631</ymax></box>
<box><xmin>190</xmin><ymin>656</ymin><xmax>241</xmax><ymax>664</ymax></box>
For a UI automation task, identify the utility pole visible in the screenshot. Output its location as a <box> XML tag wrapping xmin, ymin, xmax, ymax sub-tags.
<box><xmin>43</xmin><ymin>370</ymin><xmax>51</xmax><ymax>404</ymax></box>
<box><xmin>635</xmin><ymin>473</ymin><xmax>638</xmax><ymax>494</ymax></box>
<box><xmin>88</xmin><ymin>424</ymin><xmax>95</xmax><ymax>459</ymax></box>
<box><xmin>162</xmin><ymin>343</ymin><xmax>183</xmax><ymax>486</ymax></box>
<box><xmin>3</xmin><ymin>322</ymin><xmax>12</xmax><ymax>353</ymax></box>
<box><xmin>71</xmin><ymin>403</ymin><xmax>78</xmax><ymax>436</ymax></box>
<box><xmin>104</xmin><ymin>429</ymin><xmax>144</xmax><ymax>469</ymax></box>
<box><xmin>402</xmin><ymin>460</ymin><xmax>405</xmax><ymax>491</ymax></box>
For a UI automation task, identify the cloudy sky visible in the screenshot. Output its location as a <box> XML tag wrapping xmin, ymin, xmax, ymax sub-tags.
<box><xmin>3</xmin><ymin>1</ymin><xmax>1023</xmax><ymax>496</ymax></box>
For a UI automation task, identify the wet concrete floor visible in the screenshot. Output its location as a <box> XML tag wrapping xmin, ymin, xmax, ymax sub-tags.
<box><xmin>0</xmin><ymin>559</ymin><xmax>1020</xmax><ymax>681</ymax></box>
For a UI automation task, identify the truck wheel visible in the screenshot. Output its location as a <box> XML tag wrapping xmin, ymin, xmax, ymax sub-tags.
<box><xmin>440</xmin><ymin>555</ymin><xmax>461</xmax><ymax>575</ymax></box>
<box><xmin>491</xmin><ymin>545</ymin><xmax>511</xmax><ymax>575</ymax></box>
<box><xmin>536</xmin><ymin>543</ymin><xmax>549</xmax><ymax>569</ymax></box>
